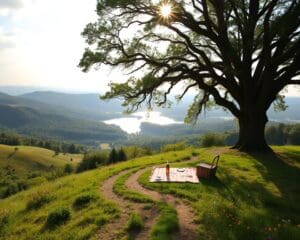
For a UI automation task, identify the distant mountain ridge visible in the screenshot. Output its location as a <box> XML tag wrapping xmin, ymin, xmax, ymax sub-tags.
<box><xmin>19</xmin><ymin>91</ymin><xmax>300</xmax><ymax>122</ymax></box>
<box><xmin>0</xmin><ymin>90</ymin><xmax>299</xmax><ymax>146</ymax></box>
<box><xmin>21</xmin><ymin>91</ymin><xmax>123</xmax><ymax>120</ymax></box>
<box><xmin>0</xmin><ymin>92</ymin><xmax>127</xmax><ymax>145</ymax></box>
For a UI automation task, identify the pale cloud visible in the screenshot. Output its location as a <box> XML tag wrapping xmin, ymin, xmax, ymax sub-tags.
<box><xmin>0</xmin><ymin>0</ymin><xmax>121</xmax><ymax>92</ymax></box>
<box><xmin>0</xmin><ymin>0</ymin><xmax>23</xmax><ymax>9</ymax></box>
<box><xmin>0</xmin><ymin>34</ymin><xmax>15</xmax><ymax>49</ymax></box>
<box><xmin>0</xmin><ymin>0</ymin><xmax>24</xmax><ymax>16</ymax></box>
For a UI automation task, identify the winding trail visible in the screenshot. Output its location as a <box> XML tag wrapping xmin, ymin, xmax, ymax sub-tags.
<box><xmin>126</xmin><ymin>168</ymin><xmax>199</xmax><ymax>240</ymax></box>
<box><xmin>96</xmin><ymin>157</ymin><xmax>200</xmax><ymax>239</ymax></box>
<box><xmin>95</xmin><ymin>171</ymin><xmax>131</xmax><ymax>240</ymax></box>
<box><xmin>95</xmin><ymin>170</ymin><xmax>159</xmax><ymax>240</ymax></box>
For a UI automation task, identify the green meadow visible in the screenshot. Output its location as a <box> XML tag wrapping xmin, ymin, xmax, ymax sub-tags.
<box><xmin>0</xmin><ymin>146</ymin><xmax>299</xmax><ymax>240</ymax></box>
<box><xmin>0</xmin><ymin>144</ymin><xmax>82</xmax><ymax>175</ymax></box>
<box><xmin>0</xmin><ymin>145</ymin><xmax>82</xmax><ymax>199</ymax></box>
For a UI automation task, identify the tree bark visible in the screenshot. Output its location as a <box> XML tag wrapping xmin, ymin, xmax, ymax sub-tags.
<box><xmin>233</xmin><ymin>108</ymin><xmax>271</xmax><ymax>152</ymax></box>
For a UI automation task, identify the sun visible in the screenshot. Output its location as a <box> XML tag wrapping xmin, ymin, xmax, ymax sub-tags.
<box><xmin>160</xmin><ymin>3</ymin><xmax>173</xmax><ymax>18</ymax></box>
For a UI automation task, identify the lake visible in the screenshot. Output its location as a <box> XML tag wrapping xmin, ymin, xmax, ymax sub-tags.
<box><xmin>104</xmin><ymin>111</ymin><xmax>182</xmax><ymax>134</ymax></box>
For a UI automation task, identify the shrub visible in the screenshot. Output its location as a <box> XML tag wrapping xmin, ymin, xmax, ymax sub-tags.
<box><xmin>191</xmin><ymin>151</ymin><xmax>199</xmax><ymax>157</ymax></box>
<box><xmin>117</xmin><ymin>148</ymin><xmax>127</xmax><ymax>162</ymax></box>
<box><xmin>201</xmin><ymin>133</ymin><xmax>225</xmax><ymax>147</ymax></box>
<box><xmin>63</xmin><ymin>164</ymin><xmax>73</xmax><ymax>174</ymax></box>
<box><xmin>123</xmin><ymin>146</ymin><xmax>152</xmax><ymax>159</ymax></box>
<box><xmin>288</xmin><ymin>125</ymin><xmax>300</xmax><ymax>145</ymax></box>
<box><xmin>2</xmin><ymin>180</ymin><xmax>28</xmax><ymax>198</ymax></box>
<box><xmin>46</xmin><ymin>206</ymin><xmax>71</xmax><ymax>229</ymax></box>
<box><xmin>73</xmin><ymin>193</ymin><xmax>96</xmax><ymax>209</ymax></box>
<box><xmin>95</xmin><ymin>214</ymin><xmax>109</xmax><ymax>226</ymax></box>
<box><xmin>0</xmin><ymin>210</ymin><xmax>9</xmax><ymax>233</ymax></box>
<box><xmin>224</xmin><ymin>132</ymin><xmax>238</xmax><ymax>146</ymax></box>
<box><xmin>27</xmin><ymin>176</ymin><xmax>47</xmax><ymax>187</ymax></box>
<box><xmin>126</xmin><ymin>213</ymin><xmax>143</xmax><ymax>232</ymax></box>
<box><xmin>76</xmin><ymin>152</ymin><xmax>108</xmax><ymax>173</ymax></box>
<box><xmin>161</xmin><ymin>142</ymin><xmax>187</xmax><ymax>152</ymax></box>
<box><xmin>26</xmin><ymin>191</ymin><xmax>52</xmax><ymax>210</ymax></box>
<box><xmin>265</xmin><ymin>124</ymin><xmax>286</xmax><ymax>145</ymax></box>
<box><xmin>27</xmin><ymin>171</ymin><xmax>42</xmax><ymax>179</ymax></box>
<box><xmin>108</xmin><ymin>148</ymin><xmax>118</xmax><ymax>164</ymax></box>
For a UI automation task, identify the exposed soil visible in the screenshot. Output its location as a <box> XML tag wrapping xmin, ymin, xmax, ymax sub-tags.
<box><xmin>125</xmin><ymin>168</ymin><xmax>199</xmax><ymax>240</ymax></box>
<box><xmin>96</xmin><ymin>170</ymin><xmax>159</xmax><ymax>240</ymax></box>
<box><xmin>97</xmin><ymin>157</ymin><xmax>200</xmax><ymax>239</ymax></box>
<box><xmin>95</xmin><ymin>170</ymin><xmax>131</xmax><ymax>240</ymax></box>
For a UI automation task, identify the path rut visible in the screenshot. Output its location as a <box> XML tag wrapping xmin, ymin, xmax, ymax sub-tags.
<box><xmin>95</xmin><ymin>170</ymin><xmax>159</xmax><ymax>240</ymax></box>
<box><xmin>96</xmin><ymin>156</ymin><xmax>200</xmax><ymax>239</ymax></box>
<box><xmin>125</xmin><ymin>168</ymin><xmax>199</xmax><ymax>240</ymax></box>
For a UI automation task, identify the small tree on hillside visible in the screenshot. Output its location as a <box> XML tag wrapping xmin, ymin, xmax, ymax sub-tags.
<box><xmin>64</xmin><ymin>164</ymin><xmax>73</xmax><ymax>174</ymax></box>
<box><xmin>118</xmin><ymin>148</ymin><xmax>127</xmax><ymax>162</ymax></box>
<box><xmin>108</xmin><ymin>148</ymin><xmax>118</xmax><ymax>164</ymax></box>
<box><xmin>68</xmin><ymin>144</ymin><xmax>77</xmax><ymax>154</ymax></box>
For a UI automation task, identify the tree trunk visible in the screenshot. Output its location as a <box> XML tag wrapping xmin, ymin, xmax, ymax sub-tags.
<box><xmin>233</xmin><ymin>108</ymin><xmax>271</xmax><ymax>152</ymax></box>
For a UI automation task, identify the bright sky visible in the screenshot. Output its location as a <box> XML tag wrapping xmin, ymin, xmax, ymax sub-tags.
<box><xmin>0</xmin><ymin>0</ymin><xmax>121</xmax><ymax>93</ymax></box>
<box><xmin>0</xmin><ymin>0</ymin><xmax>299</xmax><ymax>96</ymax></box>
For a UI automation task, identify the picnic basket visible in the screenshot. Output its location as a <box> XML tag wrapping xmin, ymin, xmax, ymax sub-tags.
<box><xmin>196</xmin><ymin>155</ymin><xmax>220</xmax><ymax>179</ymax></box>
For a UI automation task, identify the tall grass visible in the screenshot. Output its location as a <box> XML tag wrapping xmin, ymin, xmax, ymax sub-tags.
<box><xmin>113</xmin><ymin>169</ymin><xmax>154</xmax><ymax>203</ymax></box>
<box><xmin>139</xmin><ymin>147</ymin><xmax>300</xmax><ymax>240</ymax></box>
<box><xmin>150</xmin><ymin>202</ymin><xmax>179</xmax><ymax>240</ymax></box>
<box><xmin>0</xmin><ymin>149</ymin><xmax>193</xmax><ymax>240</ymax></box>
<box><xmin>1</xmin><ymin>146</ymin><xmax>299</xmax><ymax>240</ymax></box>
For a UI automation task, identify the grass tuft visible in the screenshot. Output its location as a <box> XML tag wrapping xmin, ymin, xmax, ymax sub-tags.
<box><xmin>95</xmin><ymin>214</ymin><xmax>110</xmax><ymax>226</ymax></box>
<box><xmin>126</xmin><ymin>212</ymin><xmax>143</xmax><ymax>232</ymax></box>
<box><xmin>150</xmin><ymin>202</ymin><xmax>179</xmax><ymax>240</ymax></box>
<box><xmin>73</xmin><ymin>193</ymin><xmax>96</xmax><ymax>209</ymax></box>
<box><xmin>45</xmin><ymin>206</ymin><xmax>71</xmax><ymax>229</ymax></box>
<box><xmin>0</xmin><ymin>209</ymin><xmax>10</xmax><ymax>235</ymax></box>
<box><xmin>26</xmin><ymin>190</ymin><xmax>53</xmax><ymax>210</ymax></box>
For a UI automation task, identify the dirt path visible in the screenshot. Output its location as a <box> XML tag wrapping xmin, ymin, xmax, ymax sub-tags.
<box><xmin>97</xmin><ymin>157</ymin><xmax>200</xmax><ymax>239</ymax></box>
<box><xmin>125</xmin><ymin>168</ymin><xmax>199</xmax><ymax>240</ymax></box>
<box><xmin>95</xmin><ymin>170</ymin><xmax>131</xmax><ymax>240</ymax></box>
<box><xmin>95</xmin><ymin>170</ymin><xmax>159</xmax><ymax>240</ymax></box>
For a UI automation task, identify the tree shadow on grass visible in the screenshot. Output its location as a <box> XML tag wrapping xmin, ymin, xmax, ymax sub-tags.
<box><xmin>200</xmin><ymin>176</ymin><xmax>238</xmax><ymax>204</ymax></box>
<box><xmin>198</xmin><ymin>151</ymin><xmax>300</xmax><ymax>240</ymax></box>
<box><xmin>248</xmin><ymin>151</ymin><xmax>300</xmax><ymax>218</ymax></box>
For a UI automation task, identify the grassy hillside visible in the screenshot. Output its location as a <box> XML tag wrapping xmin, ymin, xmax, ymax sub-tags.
<box><xmin>0</xmin><ymin>91</ymin><xmax>122</xmax><ymax>121</ymax></box>
<box><xmin>0</xmin><ymin>145</ymin><xmax>82</xmax><ymax>198</ymax></box>
<box><xmin>0</xmin><ymin>104</ymin><xmax>127</xmax><ymax>144</ymax></box>
<box><xmin>0</xmin><ymin>146</ymin><xmax>299</xmax><ymax>240</ymax></box>
<box><xmin>0</xmin><ymin>145</ymin><xmax>82</xmax><ymax>173</ymax></box>
<box><xmin>21</xmin><ymin>91</ymin><xmax>124</xmax><ymax>120</ymax></box>
<box><xmin>0</xmin><ymin>150</ymin><xmax>193</xmax><ymax>239</ymax></box>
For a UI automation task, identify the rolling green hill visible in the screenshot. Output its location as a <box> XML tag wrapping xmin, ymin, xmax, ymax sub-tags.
<box><xmin>0</xmin><ymin>146</ymin><xmax>299</xmax><ymax>240</ymax></box>
<box><xmin>0</xmin><ymin>144</ymin><xmax>82</xmax><ymax>174</ymax></box>
<box><xmin>0</xmin><ymin>104</ymin><xmax>127</xmax><ymax>145</ymax></box>
<box><xmin>21</xmin><ymin>91</ymin><xmax>124</xmax><ymax>120</ymax></box>
<box><xmin>0</xmin><ymin>144</ymin><xmax>83</xmax><ymax>199</ymax></box>
<box><xmin>0</xmin><ymin>92</ymin><xmax>122</xmax><ymax>121</ymax></box>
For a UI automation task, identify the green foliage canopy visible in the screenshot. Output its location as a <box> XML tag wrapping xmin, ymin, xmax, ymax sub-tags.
<box><xmin>80</xmin><ymin>0</ymin><xmax>300</xmax><ymax>151</ymax></box>
<box><xmin>80</xmin><ymin>0</ymin><xmax>300</xmax><ymax>120</ymax></box>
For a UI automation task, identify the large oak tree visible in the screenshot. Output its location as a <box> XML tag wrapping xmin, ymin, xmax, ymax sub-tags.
<box><xmin>80</xmin><ymin>0</ymin><xmax>300</xmax><ymax>152</ymax></box>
